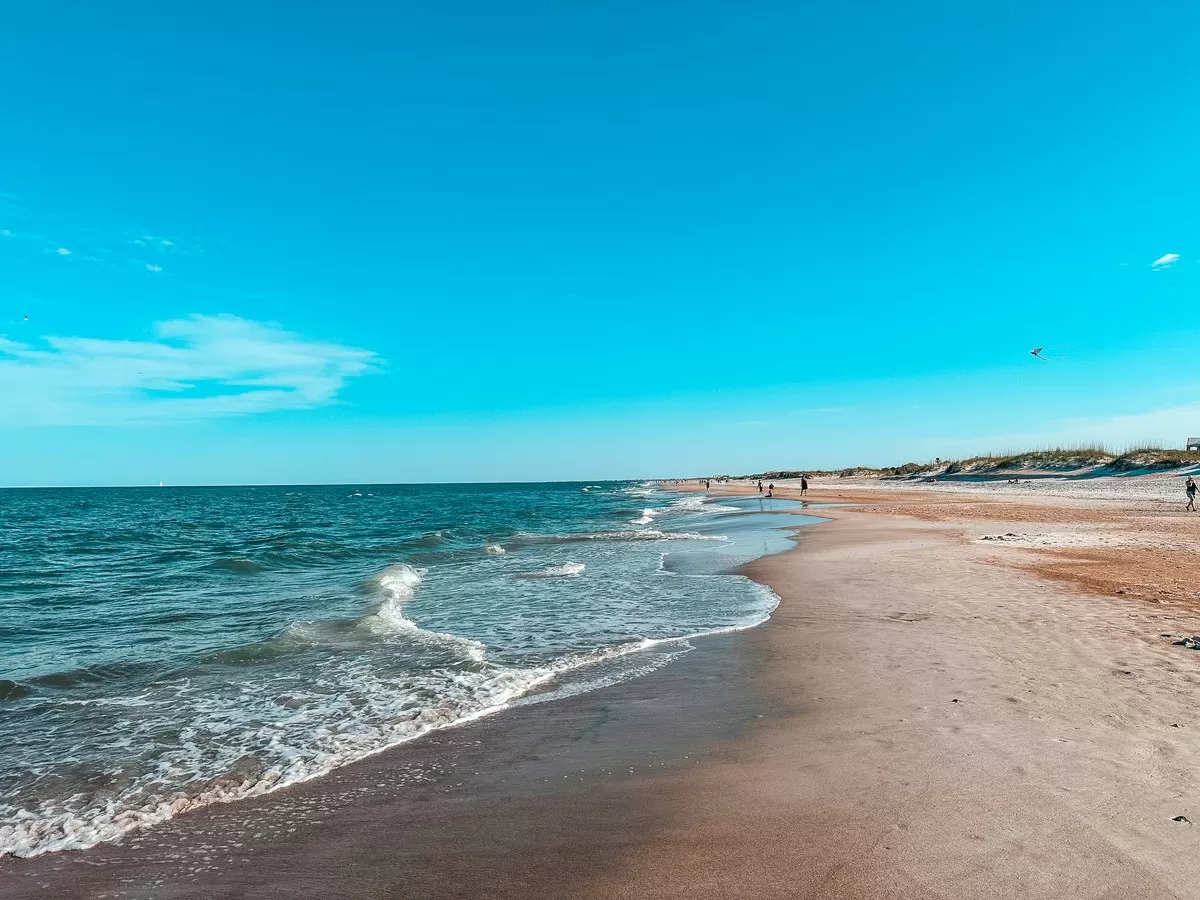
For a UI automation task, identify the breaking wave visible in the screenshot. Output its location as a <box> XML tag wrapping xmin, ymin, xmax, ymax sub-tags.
<box><xmin>519</xmin><ymin>561</ymin><xmax>586</xmax><ymax>578</ymax></box>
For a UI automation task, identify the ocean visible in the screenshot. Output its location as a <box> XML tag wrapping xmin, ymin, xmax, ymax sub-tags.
<box><xmin>0</xmin><ymin>482</ymin><xmax>816</xmax><ymax>858</ymax></box>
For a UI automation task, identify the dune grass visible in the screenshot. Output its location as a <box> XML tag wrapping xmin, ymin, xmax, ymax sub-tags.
<box><xmin>897</xmin><ymin>444</ymin><xmax>1200</xmax><ymax>476</ymax></box>
<box><xmin>744</xmin><ymin>444</ymin><xmax>1200</xmax><ymax>481</ymax></box>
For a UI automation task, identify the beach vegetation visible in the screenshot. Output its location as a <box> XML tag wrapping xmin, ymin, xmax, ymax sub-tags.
<box><xmin>748</xmin><ymin>444</ymin><xmax>1200</xmax><ymax>483</ymax></box>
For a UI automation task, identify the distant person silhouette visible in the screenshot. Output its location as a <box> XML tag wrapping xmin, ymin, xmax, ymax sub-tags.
<box><xmin>757</xmin><ymin>480</ymin><xmax>763</xmax><ymax>494</ymax></box>
<box><xmin>800</xmin><ymin>476</ymin><xmax>808</xmax><ymax>496</ymax></box>
<box><xmin>1187</xmin><ymin>476</ymin><xmax>1197</xmax><ymax>512</ymax></box>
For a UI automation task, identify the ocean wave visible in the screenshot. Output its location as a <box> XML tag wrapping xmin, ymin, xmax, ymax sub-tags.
<box><xmin>519</xmin><ymin>562</ymin><xmax>585</xmax><ymax>578</ymax></box>
<box><xmin>0</xmin><ymin>662</ymin><xmax>547</xmax><ymax>859</ymax></box>
<box><xmin>630</xmin><ymin>507</ymin><xmax>662</xmax><ymax>525</ymax></box>
<box><xmin>514</xmin><ymin>529</ymin><xmax>726</xmax><ymax>545</ymax></box>
<box><xmin>27</xmin><ymin>660</ymin><xmax>165</xmax><ymax>691</ymax></box>
<box><xmin>395</xmin><ymin>531</ymin><xmax>452</xmax><ymax>550</ymax></box>
<box><xmin>0</xmin><ymin>573</ymin><xmax>780</xmax><ymax>861</ymax></box>
<box><xmin>0</xmin><ymin>563</ymin><xmax>505</xmax><ymax>859</ymax></box>
<box><xmin>619</xmin><ymin>484</ymin><xmax>657</xmax><ymax>497</ymax></box>
<box><xmin>483</xmin><ymin>543</ymin><xmax>506</xmax><ymax>555</ymax></box>
<box><xmin>659</xmin><ymin>495</ymin><xmax>742</xmax><ymax>515</ymax></box>
<box><xmin>362</xmin><ymin>565</ymin><xmax>486</xmax><ymax>662</ymax></box>
<box><xmin>597</xmin><ymin>530</ymin><xmax>726</xmax><ymax>542</ymax></box>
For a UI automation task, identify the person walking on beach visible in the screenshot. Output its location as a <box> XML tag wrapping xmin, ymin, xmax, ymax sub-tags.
<box><xmin>767</xmin><ymin>482</ymin><xmax>775</xmax><ymax>498</ymax></box>
<box><xmin>1187</xmin><ymin>476</ymin><xmax>1197</xmax><ymax>512</ymax></box>
<box><xmin>800</xmin><ymin>475</ymin><xmax>808</xmax><ymax>496</ymax></box>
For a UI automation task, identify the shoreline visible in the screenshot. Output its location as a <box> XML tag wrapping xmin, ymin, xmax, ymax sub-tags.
<box><xmin>0</xmin><ymin>487</ymin><xmax>796</xmax><ymax>864</ymax></box>
<box><xmin>1</xmin><ymin>602</ymin><xmax>777</xmax><ymax>899</ymax></box>
<box><xmin>0</xmin><ymin>492</ymin><xmax>809</xmax><ymax>896</ymax></box>
<box><xmin>7</xmin><ymin>486</ymin><xmax>1200</xmax><ymax>897</ymax></box>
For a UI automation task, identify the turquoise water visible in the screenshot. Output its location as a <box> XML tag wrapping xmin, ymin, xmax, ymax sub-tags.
<box><xmin>0</xmin><ymin>482</ymin><xmax>815</xmax><ymax>857</ymax></box>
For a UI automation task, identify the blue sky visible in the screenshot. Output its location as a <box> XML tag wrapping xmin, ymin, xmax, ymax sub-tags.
<box><xmin>2</xmin><ymin>1</ymin><xmax>1199</xmax><ymax>485</ymax></box>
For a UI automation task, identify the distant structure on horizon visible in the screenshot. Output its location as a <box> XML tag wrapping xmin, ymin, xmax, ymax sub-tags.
<box><xmin>1187</xmin><ymin>437</ymin><xmax>1200</xmax><ymax>451</ymax></box>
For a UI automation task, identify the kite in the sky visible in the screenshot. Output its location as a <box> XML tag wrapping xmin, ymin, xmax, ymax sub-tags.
<box><xmin>1030</xmin><ymin>347</ymin><xmax>1048</xmax><ymax>361</ymax></box>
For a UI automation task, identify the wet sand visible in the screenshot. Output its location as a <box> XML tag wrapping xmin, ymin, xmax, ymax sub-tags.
<box><xmin>7</xmin><ymin>493</ymin><xmax>1200</xmax><ymax>898</ymax></box>
<box><xmin>1</xmin><ymin>624</ymin><xmax>768</xmax><ymax>899</ymax></box>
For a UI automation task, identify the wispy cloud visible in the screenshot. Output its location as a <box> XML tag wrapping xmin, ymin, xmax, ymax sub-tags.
<box><xmin>0</xmin><ymin>315</ymin><xmax>380</xmax><ymax>425</ymax></box>
<box><xmin>130</xmin><ymin>234</ymin><xmax>187</xmax><ymax>253</ymax></box>
<box><xmin>1151</xmin><ymin>252</ymin><xmax>1181</xmax><ymax>270</ymax></box>
<box><xmin>1</xmin><ymin>190</ymin><xmax>190</xmax><ymax>275</ymax></box>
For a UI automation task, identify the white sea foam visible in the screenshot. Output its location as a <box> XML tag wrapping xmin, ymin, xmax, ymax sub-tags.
<box><xmin>620</xmin><ymin>484</ymin><xmax>658</xmax><ymax>497</ymax></box>
<box><xmin>375</xmin><ymin>562</ymin><xmax>424</xmax><ymax>602</ymax></box>
<box><xmin>606</xmin><ymin>530</ymin><xmax>726</xmax><ymax>542</ymax></box>
<box><xmin>512</xmin><ymin>529</ymin><xmax>725</xmax><ymax>545</ymax></box>
<box><xmin>483</xmin><ymin>543</ymin><xmax>506</xmax><ymax>555</ymax></box>
<box><xmin>0</xmin><ymin>571</ymin><xmax>780</xmax><ymax>861</ymax></box>
<box><xmin>519</xmin><ymin>582</ymin><xmax>780</xmax><ymax>700</ymax></box>
<box><xmin>366</xmin><ymin>563</ymin><xmax>426</xmax><ymax>631</ymax></box>
<box><xmin>522</xmin><ymin>561</ymin><xmax>586</xmax><ymax>578</ymax></box>
<box><xmin>631</xmin><ymin>507</ymin><xmax>662</xmax><ymax>525</ymax></box>
<box><xmin>365</xmin><ymin>564</ymin><xmax>486</xmax><ymax>661</ymax></box>
<box><xmin>9</xmin><ymin>612</ymin><xmax>754</xmax><ymax>859</ymax></box>
<box><xmin>512</xmin><ymin>645</ymin><xmax>689</xmax><ymax>707</ymax></box>
<box><xmin>667</xmin><ymin>496</ymin><xmax>739</xmax><ymax>515</ymax></box>
<box><xmin>0</xmin><ymin>662</ymin><xmax>547</xmax><ymax>859</ymax></box>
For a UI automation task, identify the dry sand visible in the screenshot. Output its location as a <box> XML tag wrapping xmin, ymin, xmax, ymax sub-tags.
<box><xmin>591</xmin><ymin>499</ymin><xmax>1200</xmax><ymax>898</ymax></box>
<box><xmin>6</xmin><ymin>479</ymin><xmax>1200</xmax><ymax>898</ymax></box>
<box><xmin>740</xmin><ymin>473</ymin><xmax>1200</xmax><ymax>604</ymax></box>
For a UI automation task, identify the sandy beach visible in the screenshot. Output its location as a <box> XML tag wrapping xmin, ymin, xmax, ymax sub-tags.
<box><xmin>6</xmin><ymin>477</ymin><xmax>1200</xmax><ymax>898</ymax></box>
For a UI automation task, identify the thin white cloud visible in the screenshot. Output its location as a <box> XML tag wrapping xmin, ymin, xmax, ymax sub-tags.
<box><xmin>1151</xmin><ymin>252</ymin><xmax>1180</xmax><ymax>269</ymax></box>
<box><xmin>0</xmin><ymin>315</ymin><xmax>380</xmax><ymax>425</ymax></box>
<box><xmin>145</xmin><ymin>264</ymin><xmax>163</xmax><ymax>273</ymax></box>
<box><xmin>131</xmin><ymin>234</ymin><xmax>187</xmax><ymax>252</ymax></box>
<box><xmin>1</xmin><ymin>191</ymin><xmax>192</xmax><ymax>270</ymax></box>
<box><xmin>0</xmin><ymin>225</ymin><xmax>48</xmax><ymax>245</ymax></box>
